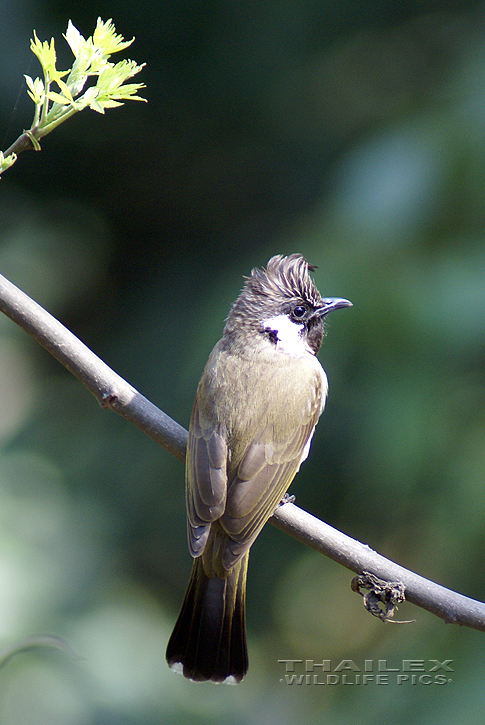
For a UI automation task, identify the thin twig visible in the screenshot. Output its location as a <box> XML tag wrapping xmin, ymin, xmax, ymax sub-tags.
<box><xmin>0</xmin><ymin>271</ymin><xmax>485</xmax><ymax>632</ymax></box>
<box><xmin>3</xmin><ymin>131</ymin><xmax>36</xmax><ymax>158</ymax></box>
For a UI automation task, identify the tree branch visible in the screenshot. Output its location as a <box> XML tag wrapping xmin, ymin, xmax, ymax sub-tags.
<box><xmin>0</xmin><ymin>273</ymin><xmax>187</xmax><ymax>462</ymax></box>
<box><xmin>1</xmin><ymin>271</ymin><xmax>485</xmax><ymax>632</ymax></box>
<box><xmin>271</xmin><ymin>504</ymin><xmax>485</xmax><ymax>630</ymax></box>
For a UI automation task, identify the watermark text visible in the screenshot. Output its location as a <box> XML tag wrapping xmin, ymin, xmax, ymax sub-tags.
<box><xmin>278</xmin><ymin>659</ymin><xmax>453</xmax><ymax>686</ymax></box>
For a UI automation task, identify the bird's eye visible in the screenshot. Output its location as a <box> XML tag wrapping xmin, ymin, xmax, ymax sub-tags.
<box><xmin>292</xmin><ymin>305</ymin><xmax>307</xmax><ymax>318</ymax></box>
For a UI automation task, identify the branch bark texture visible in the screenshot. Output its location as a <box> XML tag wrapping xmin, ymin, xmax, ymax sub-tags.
<box><xmin>1</xmin><ymin>272</ymin><xmax>485</xmax><ymax>632</ymax></box>
<box><xmin>3</xmin><ymin>132</ymin><xmax>36</xmax><ymax>159</ymax></box>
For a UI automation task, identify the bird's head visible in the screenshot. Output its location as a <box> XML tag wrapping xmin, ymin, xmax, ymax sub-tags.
<box><xmin>224</xmin><ymin>254</ymin><xmax>352</xmax><ymax>357</ymax></box>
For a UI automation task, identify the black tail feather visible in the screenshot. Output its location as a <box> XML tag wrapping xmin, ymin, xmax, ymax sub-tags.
<box><xmin>166</xmin><ymin>554</ymin><xmax>249</xmax><ymax>683</ymax></box>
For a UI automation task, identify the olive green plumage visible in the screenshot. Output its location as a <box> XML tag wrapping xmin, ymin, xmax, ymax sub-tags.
<box><xmin>166</xmin><ymin>254</ymin><xmax>351</xmax><ymax>683</ymax></box>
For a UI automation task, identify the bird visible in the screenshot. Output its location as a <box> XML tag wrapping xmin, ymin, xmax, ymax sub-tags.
<box><xmin>166</xmin><ymin>253</ymin><xmax>351</xmax><ymax>684</ymax></box>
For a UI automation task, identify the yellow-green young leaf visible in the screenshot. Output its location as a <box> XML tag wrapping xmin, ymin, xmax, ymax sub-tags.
<box><xmin>13</xmin><ymin>17</ymin><xmax>147</xmax><ymax>154</ymax></box>
<box><xmin>81</xmin><ymin>87</ymin><xmax>100</xmax><ymax>104</ymax></box>
<box><xmin>30</xmin><ymin>32</ymin><xmax>57</xmax><ymax>76</ymax></box>
<box><xmin>47</xmin><ymin>91</ymin><xmax>72</xmax><ymax>105</ymax></box>
<box><xmin>55</xmin><ymin>78</ymin><xmax>74</xmax><ymax>102</ymax></box>
<box><xmin>63</xmin><ymin>20</ymin><xmax>86</xmax><ymax>58</ymax></box>
<box><xmin>88</xmin><ymin>100</ymin><xmax>107</xmax><ymax>114</ymax></box>
<box><xmin>92</xmin><ymin>17</ymin><xmax>134</xmax><ymax>56</ymax></box>
<box><xmin>110</xmin><ymin>83</ymin><xmax>146</xmax><ymax>101</ymax></box>
<box><xmin>0</xmin><ymin>151</ymin><xmax>17</xmax><ymax>173</ymax></box>
<box><xmin>97</xmin><ymin>98</ymin><xmax>124</xmax><ymax>109</ymax></box>
<box><xmin>96</xmin><ymin>60</ymin><xmax>146</xmax><ymax>99</ymax></box>
<box><xmin>24</xmin><ymin>75</ymin><xmax>45</xmax><ymax>104</ymax></box>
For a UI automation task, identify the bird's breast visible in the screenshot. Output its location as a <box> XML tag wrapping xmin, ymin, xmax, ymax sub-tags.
<box><xmin>198</xmin><ymin>342</ymin><xmax>327</xmax><ymax>446</ymax></box>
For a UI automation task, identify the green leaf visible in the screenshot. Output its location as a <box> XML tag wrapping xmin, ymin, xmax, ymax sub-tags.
<box><xmin>30</xmin><ymin>32</ymin><xmax>57</xmax><ymax>78</ymax></box>
<box><xmin>0</xmin><ymin>151</ymin><xmax>17</xmax><ymax>174</ymax></box>
<box><xmin>1</xmin><ymin>17</ymin><xmax>147</xmax><ymax>176</ymax></box>
<box><xmin>24</xmin><ymin>75</ymin><xmax>45</xmax><ymax>104</ymax></box>
<box><xmin>46</xmin><ymin>91</ymin><xmax>72</xmax><ymax>106</ymax></box>
<box><xmin>92</xmin><ymin>17</ymin><xmax>135</xmax><ymax>56</ymax></box>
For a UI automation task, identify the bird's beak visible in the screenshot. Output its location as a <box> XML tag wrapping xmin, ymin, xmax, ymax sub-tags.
<box><xmin>317</xmin><ymin>297</ymin><xmax>353</xmax><ymax>317</ymax></box>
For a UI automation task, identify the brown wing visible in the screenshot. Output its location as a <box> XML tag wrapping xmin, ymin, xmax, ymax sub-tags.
<box><xmin>186</xmin><ymin>398</ymin><xmax>228</xmax><ymax>557</ymax></box>
<box><xmin>219</xmin><ymin>395</ymin><xmax>321</xmax><ymax>570</ymax></box>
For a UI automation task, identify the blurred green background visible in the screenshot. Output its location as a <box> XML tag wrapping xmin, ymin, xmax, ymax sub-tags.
<box><xmin>1</xmin><ymin>0</ymin><xmax>485</xmax><ymax>722</ymax></box>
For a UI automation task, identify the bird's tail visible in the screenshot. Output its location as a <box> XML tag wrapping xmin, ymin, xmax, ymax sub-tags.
<box><xmin>166</xmin><ymin>552</ymin><xmax>249</xmax><ymax>684</ymax></box>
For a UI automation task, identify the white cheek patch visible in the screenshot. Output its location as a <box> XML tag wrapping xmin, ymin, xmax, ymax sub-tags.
<box><xmin>262</xmin><ymin>314</ymin><xmax>310</xmax><ymax>357</ymax></box>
